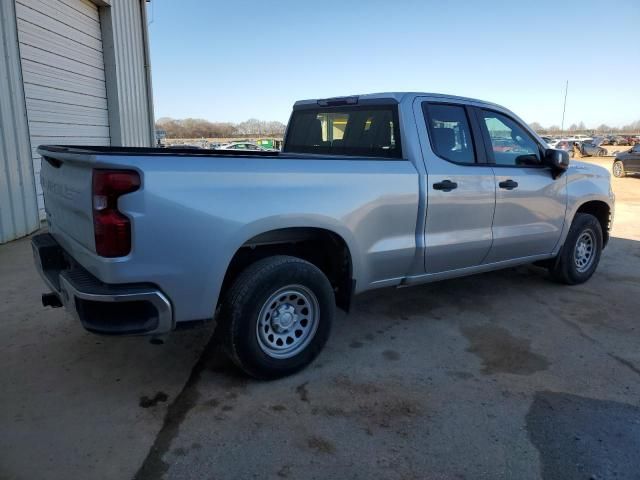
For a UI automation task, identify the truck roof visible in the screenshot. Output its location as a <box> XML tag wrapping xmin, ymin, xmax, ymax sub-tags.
<box><xmin>293</xmin><ymin>92</ymin><xmax>504</xmax><ymax>110</ymax></box>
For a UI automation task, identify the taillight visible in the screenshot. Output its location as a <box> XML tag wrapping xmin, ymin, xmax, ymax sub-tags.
<box><xmin>92</xmin><ymin>169</ymin><xmax>140</xmax><ymax>257</ymax></box>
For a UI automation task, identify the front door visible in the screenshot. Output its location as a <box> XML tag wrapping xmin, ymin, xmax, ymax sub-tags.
<box><xmin>474</xmin><ymin>108</ymin><xmax>567</xmax><ymax>263</ymax></box>
<box><xmin>417</xmin><ymin>100</ymin><xmax>496</xmax><ymax>273</ymax></box>
<box><xmin>623</xmin><ymin>144</ymin><xmax>640</xmax><ymax>173</ymax></box>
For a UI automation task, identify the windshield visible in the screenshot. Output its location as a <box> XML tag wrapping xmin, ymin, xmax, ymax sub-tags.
<box><xmin>284</xmin><ymin>105</ymin><xmax>402</xmax><ymax>158</ymax></box>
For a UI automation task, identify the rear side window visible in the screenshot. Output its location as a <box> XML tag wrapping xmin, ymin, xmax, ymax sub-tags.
<box><xmin>284</xmin><ymin>106</ymin><xmax>402</xmax><ymax>158</ymax></box>
<box><xmin>423</xmin><ymin>103</ymin><xmax>476</xmax><ymax>164</ymax></box>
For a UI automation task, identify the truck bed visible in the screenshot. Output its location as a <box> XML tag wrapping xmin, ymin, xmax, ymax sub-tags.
<box><xmin>36</xmin><ymin>143</ymin><xmax>420</xmax><ymax>325</ymax></box>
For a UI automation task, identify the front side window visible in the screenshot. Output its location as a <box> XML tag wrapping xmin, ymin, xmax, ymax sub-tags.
<box><xmin>423</xmin><ymin>103</ymin><xmax>476</xmax><ymax>164</ymax></box>
<box><xmin>480</xmin><ymin>111</ymin><xmax>541</xmax><ymax>166</ymax></box>
<box><xmin>284</xmin><ymin>106</ymin><xmax>401</xmax><ymax>158</ymax></box>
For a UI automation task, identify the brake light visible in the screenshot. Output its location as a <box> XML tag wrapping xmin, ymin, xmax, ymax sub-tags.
<box><xmin>92</xmin><ymin>170</ymin><xmax>140</xmax><ymax>257</ymax></box>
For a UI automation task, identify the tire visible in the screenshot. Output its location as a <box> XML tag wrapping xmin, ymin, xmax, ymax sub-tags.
<box><xmin>549</xmin><ymin>213</ymin><xmax>603</xmax><ymax>285</ymax></box>
<box><xmin>612</xmin><ymin>160</ymin><xmax>626</xmax><ymax>178</ymax></box>
<box><xmin>218</xmin><ymin>255</ymin><xmax>335</xmax><ymax>379</ymax></box>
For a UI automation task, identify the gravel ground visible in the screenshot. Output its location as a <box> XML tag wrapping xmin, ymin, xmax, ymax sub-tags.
<box><xmin>1</xmin><ymin>157</ymin><xmax>639</xmax><ymax>480</ymax></box>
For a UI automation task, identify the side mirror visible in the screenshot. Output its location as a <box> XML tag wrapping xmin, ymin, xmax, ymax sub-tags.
<box><xmin>543</xmin><ymin>149</ymin><xmax>570</xmax><ymax>178</ymax></box>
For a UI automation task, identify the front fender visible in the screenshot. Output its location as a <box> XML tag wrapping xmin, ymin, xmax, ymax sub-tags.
<box><xmin>553</xmin><ymin>162</ymin><xmax>614</xmax><ymax>254</ymax></box>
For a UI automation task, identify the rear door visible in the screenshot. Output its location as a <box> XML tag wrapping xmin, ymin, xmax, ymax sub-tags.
<box><xmin>473</xmin><ymin>108</ymin><xmax>567</xmax><ymax>263</ymax></box>
<box><xmin>416</xmin><ymin>100</ymin><xmax>496</xmax><ymax>273</ymax></box>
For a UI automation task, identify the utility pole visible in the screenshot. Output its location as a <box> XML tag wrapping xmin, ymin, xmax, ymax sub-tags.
<box><xmin>560</xmin><ymin>80</ymin><xmax>568</xmax><ymax>134</ymax></box>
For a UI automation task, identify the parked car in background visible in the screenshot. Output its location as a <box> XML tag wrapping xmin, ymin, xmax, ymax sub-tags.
<box><xmin>255</xmin><ymin>138</ymin><xmax>283</xmax><ymax>151</ymax></box>
<box><xmin>491</xmin><ymin>138</ymin><xmax>517</xmax><ymax>152</ymax></box>
<box><xmin>217</xmin><ymin>142</ymin><xmax>275</xmax><ymax>151</ymax></box>
<box><xmin>165</xmin><ymin>144</ymin><xmax>202</xmax><ymax>149</ymax></box>
<box><xmin>612</xmin><ymin>143</ymin><xmax>640</xmax><ymax>177</ymax></box>
<box><xmin>611</xmin><ymin>136</ymin><xmax>632</xmax><ymax>146</ymax></box>
<box><xmin>555</xmin><ymin>140</ymin><xmax>576</xmax><ymax>157</ymax></box>
<box><xmin>580</xmin><ymin>141</ymin><xmax>607</xmax><ymax>157</ymax></box>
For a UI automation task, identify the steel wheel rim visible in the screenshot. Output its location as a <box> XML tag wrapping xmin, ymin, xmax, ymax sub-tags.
<box><xmin>613</xmin><ymin>162</ymin><xmax>622</xmax><ymax>176</ymax></box>
<box><xmin>256</xmin><ymin>285</ymin><xmax>320</xmax><ymax>359</ymax></box>
<box><xmin>574</xmin><ymin>230</ymin><xmax>596</xmax><ymax>273</ymax></box>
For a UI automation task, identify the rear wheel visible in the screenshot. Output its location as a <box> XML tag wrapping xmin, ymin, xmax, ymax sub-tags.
<box><xmin>219</xmin><ymin>255</ymin><xmax>334</xmax><ymax>379</ymax></box>
<box><xmin>549</xmin><ymin>213</ymin><xmax>603</xmax><ymax>285</ymax></box>
<box><xmin>612</xmin><ymin>160</ymin><xmax>625</xmax><ymax>177</ymax></box>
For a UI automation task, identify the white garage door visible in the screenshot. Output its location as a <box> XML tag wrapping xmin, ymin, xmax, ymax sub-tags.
<box><xmin>16</xmin><ymin>0</ymin><xmax>110</xmax><ymax>219</ymax></box>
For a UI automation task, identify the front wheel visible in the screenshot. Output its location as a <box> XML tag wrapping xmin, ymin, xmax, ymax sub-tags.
<box><xmin>219</xmin><ymin>255</ymin><xmax>335</xmax><ymax>379</ymax></box>
<box><xmin>612</xmin><ymin>160</ymin><xmax>626</xmax><ymax>177</ymax></box>
<box><xmin>549</xmin><ymin>213</ymin><xmax>603</xmax><ymax>285</ymax></box>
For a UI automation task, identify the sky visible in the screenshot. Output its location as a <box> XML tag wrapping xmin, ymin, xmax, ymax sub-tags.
<box><xmin>147</xmin><ymin>0</ymin><xmax>640</xmax><ymax>128</ymax></box>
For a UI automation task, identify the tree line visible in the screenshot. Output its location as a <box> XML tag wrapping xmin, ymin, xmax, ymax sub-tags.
<box><xmin>156</xmin><ymin>116</ymin><xmax>640</xmax><ymax>138</ymax></box>
<box><xmin>528</xmin><ymin>119</ymin><xmax>640</xmax><ymax>135</ymax></box>
<box><xmin>155</xmin><ymin>117</ymin><xmax>287</xmax><ymax>139</ymax></box>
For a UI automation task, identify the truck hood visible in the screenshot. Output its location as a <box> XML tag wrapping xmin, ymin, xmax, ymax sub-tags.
<box><xmin>565</xmin><ymin>160</ymin><xmax>614</xmax><ymax>210</ymax></box>
<box><xmin>567</xmin><ymin>160</ymin><xmax>610</xmax><ymax>180</ymax></box>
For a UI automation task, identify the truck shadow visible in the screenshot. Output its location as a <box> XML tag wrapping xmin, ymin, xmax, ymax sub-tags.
<box><xmin>526</xmin><ymin>391</ymin><xmax>640</xmax><ymax>480</ymax></box>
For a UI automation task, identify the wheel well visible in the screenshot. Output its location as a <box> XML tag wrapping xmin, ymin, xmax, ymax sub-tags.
<box><xmin>220</xmin><ymin>228</ymin><xmax>354</xmax><ymax>311</ymax></box>
<box><xmin>576</xmin><ymin>201</ymin><xmax>611</xmax><ymax>247</ymax></box>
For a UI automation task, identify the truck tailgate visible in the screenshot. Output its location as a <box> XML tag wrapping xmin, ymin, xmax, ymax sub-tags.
<box><xmin>39</xmin><ymin>150</ymin><xmax>95</xmax><ymax>252</ymax></box>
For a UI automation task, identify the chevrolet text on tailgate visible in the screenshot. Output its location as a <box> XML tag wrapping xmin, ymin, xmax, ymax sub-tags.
<box><xmin>33</xmin><ymin>92</ymin><xmax>614</xmax><ymax>379</ymax></box>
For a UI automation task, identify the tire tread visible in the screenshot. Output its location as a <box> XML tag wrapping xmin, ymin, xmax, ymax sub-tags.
<box><xmin>219</xmin><ymin>255</ymin><xmax>334</xmax><ymax>379</ymax></box>
<box><xmin>549</xmin><ymin>213</ymin><xmax>603</xmax><ymax>285</ymax></box>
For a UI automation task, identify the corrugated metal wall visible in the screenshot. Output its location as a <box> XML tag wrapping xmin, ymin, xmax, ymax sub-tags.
<box><xmin>108</xmin><ymin>0</ymin><xmax>154</xmax><ymax>147</ymax></box>
<box><xmin>16</xmin><ymin>0</ymin><xmax>111</xmax><ymax>219</ymax></box>
<box><xmin>0</xmin><ymin>0</ymin><xmax>40</xmax><ymax>244</ymax></box>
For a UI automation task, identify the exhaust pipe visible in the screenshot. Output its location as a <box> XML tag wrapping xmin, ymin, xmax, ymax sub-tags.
<box><xmin>42</xmin><ymin>292</ymin><xmax>63</xmax><ymax>308</ymax></box>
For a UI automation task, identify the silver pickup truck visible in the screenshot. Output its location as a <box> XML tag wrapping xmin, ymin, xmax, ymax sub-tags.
<box><xmin>33</xmin><ymin>92</ymin><xmax>614</xmax><ymax>378</ymax></box>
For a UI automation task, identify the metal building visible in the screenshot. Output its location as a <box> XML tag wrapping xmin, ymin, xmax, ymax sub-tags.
<box><xmin>0</xmin><ymin>0</ymin><xmax>154</xmax><ymax>244</ymax></box>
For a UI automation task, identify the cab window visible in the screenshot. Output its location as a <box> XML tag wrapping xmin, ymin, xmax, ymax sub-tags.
<box><xmin>284</xmin><ymin>106</ymin><xmax>402</xmax><ymax>158</ymax></box>
<box><xmin>423</xmin><ymin>103</ymin><xmax>476</xmax><ymax>164</ymax></box>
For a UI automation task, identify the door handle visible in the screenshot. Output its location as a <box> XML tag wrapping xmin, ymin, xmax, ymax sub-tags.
<box><xmin>433</xmin><ymin>180</ymin><xmax>458</xmax><ymax>192</ymax></box>
<box><xmin>498</xmin><ymin>179</ymin><xmax>518</xmax><ymax>190</ymax></box>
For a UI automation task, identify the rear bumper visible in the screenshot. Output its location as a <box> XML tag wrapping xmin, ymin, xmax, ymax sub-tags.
<box><xmin>32</xmin><ymin>233</ymin><xmax>173</xmax><ymax>335</ymax></box>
